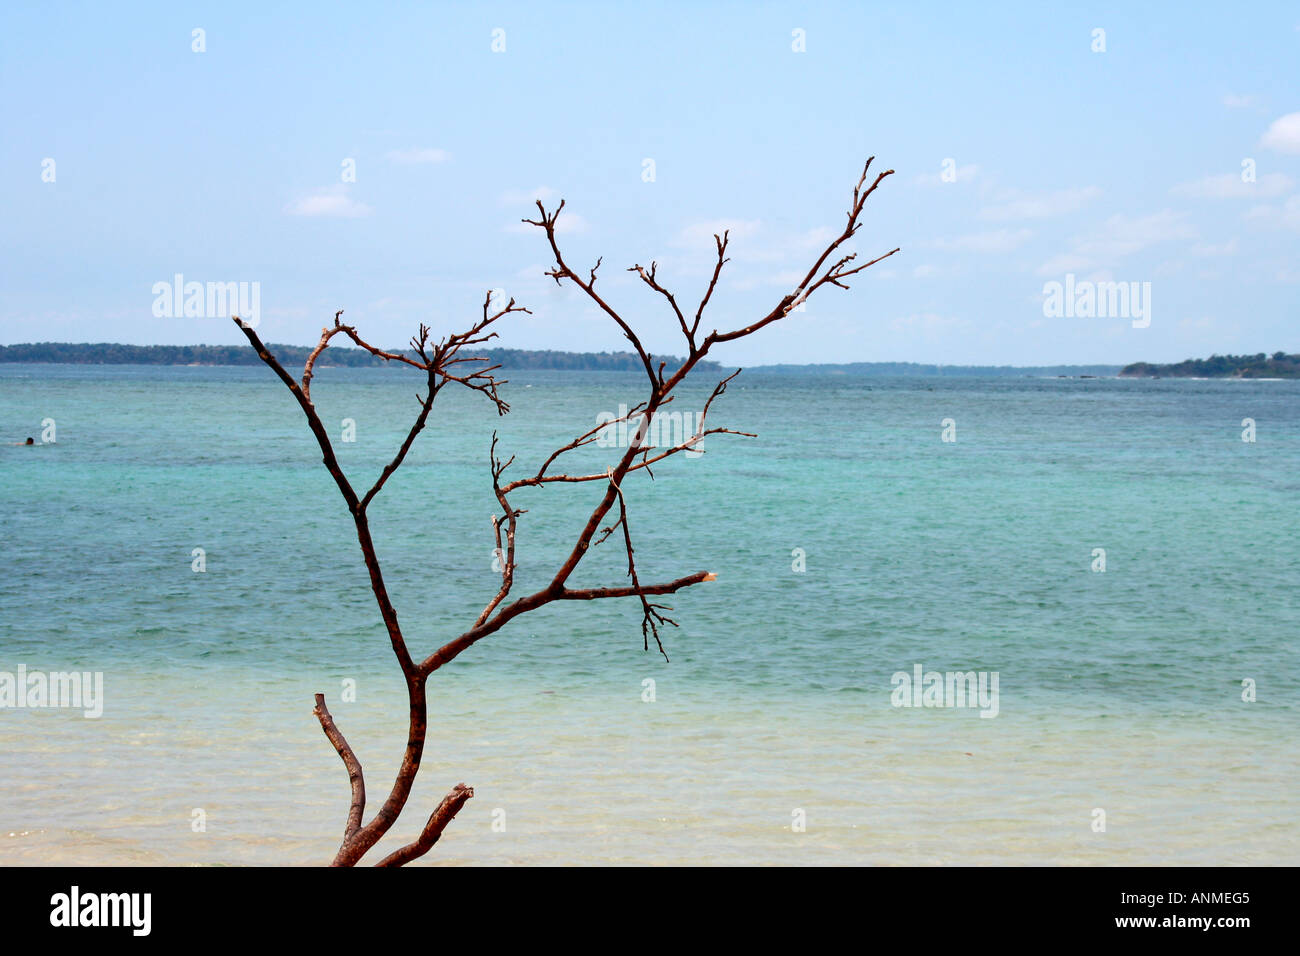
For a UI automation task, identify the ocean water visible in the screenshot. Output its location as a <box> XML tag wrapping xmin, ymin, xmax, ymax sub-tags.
<box><xmin>1</xmin><ymin>363</ymin><xmax>1297</xmax><ymax>866</ymax></box>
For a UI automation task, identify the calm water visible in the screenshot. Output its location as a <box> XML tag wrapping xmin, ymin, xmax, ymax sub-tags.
<box><xmin>1</xmin><ymin>363</ymin><xmax>1297</xmax><ymax>865</ymax></box>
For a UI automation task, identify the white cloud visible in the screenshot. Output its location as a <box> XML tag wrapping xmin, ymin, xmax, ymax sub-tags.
<box><xmin>285</xmin><ymin>185</ymin><xmax>372</xmax><ymax>218</ymax></box>
<box><xmin>1222</xmin><ymin>93</ymin><xmax>1257</xmax><ymax>109</ymax></box>
<box><xmin>1074</xmin><ymin>209</ymin><xmax>1198</xmax><ymax>258</ymax></box>
<box><xmin>1244</xmin><ymin>193</ymin><xmax>1300</xmax><ymax>231</ymax></box>
<box><xmin>925</xmin><ymin>228</ymin><xmax>1032</xmax><ymax>253</ymax></box>
<box><xmin>386</xmin><ymin>147</ymin><xmax>451</xmax><ymax>164</ymax></box>
<box><xmin>1190</xmin><ymin>238</ymin><xmax>1239</xmax><ymax>256</ymax></box>
<box><xmin>794</xmin><ymin>225</ymin><xmax>837</xmax><ymax>247</ymax></box>
<box><xmin>1260</xmin><ymin>112</ymin><xmax>1300</xmax><ymax>154</ymax></box>
<box><xmin>1035</xmin><ymin>210</ymin><xmax>1197</xmax><ymax>274</ymax></box>
<box><xmin>1172</xmin><ymin>172</ymin><xmax>1294</xmax><ymax>198</ymax></box>
<box><xmin>980</xmin><ymin>186</ymin><xmax>1102</xmax><ymax>220</ymax></box>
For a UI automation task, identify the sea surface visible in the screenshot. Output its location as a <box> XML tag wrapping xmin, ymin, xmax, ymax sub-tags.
<box><xmin>1</xmin><ymin>363</ymin><xmax>1297</xmax><ymax>865</ymax></box>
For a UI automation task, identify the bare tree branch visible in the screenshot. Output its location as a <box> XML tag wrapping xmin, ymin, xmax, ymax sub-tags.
<box><xmin>474</xmin><ymin>433</ymin><xmax>522</xmax><ymax>628</ymax></box>
<box><xmin>609</xmin><ymin>471</ymin><xmax>676</xmax><ymax>659</ymax></box>
<box><xmin>233</xmin><ymin>157</ymin><xmax>895</xmax><ymax>865</ymax></box>
<box><xmin>705</xmin><ymin>159</ymin><xmax>897</xmax><ymax>346</ymax></box>
<box><xmin>629</xmin><ymin>261</ymin><xmax>690</xmax><ymax>348</ymax></box>
<box><xmin>313</xmin><ymin>694</ymin><xmax>366</xmax><ymax>843</ymax></box>
<box><xmin>373</xmin><ymin>783</ymin><xmax>475</xmax><ymax>867</ymax></box>
<box><xmin>693</xmin><ymin>231</ymin><xmax>731</xmax><ymax>343</ymax></box>
<box><xmin>524</xmin><ymin>200</ymin><xmax>659</xmax><ymax>388</ymax></box>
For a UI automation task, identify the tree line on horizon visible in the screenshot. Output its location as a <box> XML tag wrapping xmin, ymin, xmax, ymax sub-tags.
<box><xmin>1120</xmin><ymin>352</ymin><xmax>1300</xmax><ymax>378</ymax></box>
<box><xmin>7</xmin><ymin>342</ymin><xmax>1295</xmax><ymax>377</ymax></box>
<box><xmin>0</xmin><ymin>342</ymin><xmax>1113</xmax><ymax>374</ymax></box>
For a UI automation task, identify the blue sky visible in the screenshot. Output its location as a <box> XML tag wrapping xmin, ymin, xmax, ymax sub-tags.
<box><xmin>2</xmin><ymin>1</ymin><xmax>1298</xmax><ymax>365</ymax></box>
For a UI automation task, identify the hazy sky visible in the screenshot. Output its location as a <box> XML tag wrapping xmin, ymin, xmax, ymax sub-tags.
<box><xmin>2</xmin><ymin>2</ymin><xmax>1298</xmax><ymax>365</ymax></box>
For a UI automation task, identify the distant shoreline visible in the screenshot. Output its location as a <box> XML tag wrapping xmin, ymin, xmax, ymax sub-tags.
<box><xmin>1119</xmin><ymin>353</ymin><xmax>1300</xmax><ymax>379</ymax></box>
<box><xmin>4</xmin><ymin>343</ymin><xmax>1298</xmax><ymax>378</ymax></box>
<box><xmin>0</xmin><ymin>342</ymin><xmax>1121</xmax><ymax>377</ymax></box>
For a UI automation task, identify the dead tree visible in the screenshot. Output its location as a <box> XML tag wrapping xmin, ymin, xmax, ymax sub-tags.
<box><xmin>233</xmin><ymin>158</ymin><xmax>896</xmax><ymax>866</ymax></box>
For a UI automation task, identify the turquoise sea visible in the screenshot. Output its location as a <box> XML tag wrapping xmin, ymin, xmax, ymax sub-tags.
<box><xmin>1</xmin><ymin>363</ymin><xmax>1297</xmax><ymax>865</ymax></box>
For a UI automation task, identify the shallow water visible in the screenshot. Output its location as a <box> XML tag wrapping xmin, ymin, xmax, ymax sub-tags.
<box><xmin>1</xmin><ymin>364</ymin><xmax>1297</xmax><ymax>865</ymax></box>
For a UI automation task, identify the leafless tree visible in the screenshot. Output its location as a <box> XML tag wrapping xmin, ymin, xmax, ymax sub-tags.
<box><xmin>233</xmin><ymin>158</ymin><xmax>896</xmax><ymax>866</ymax></box>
